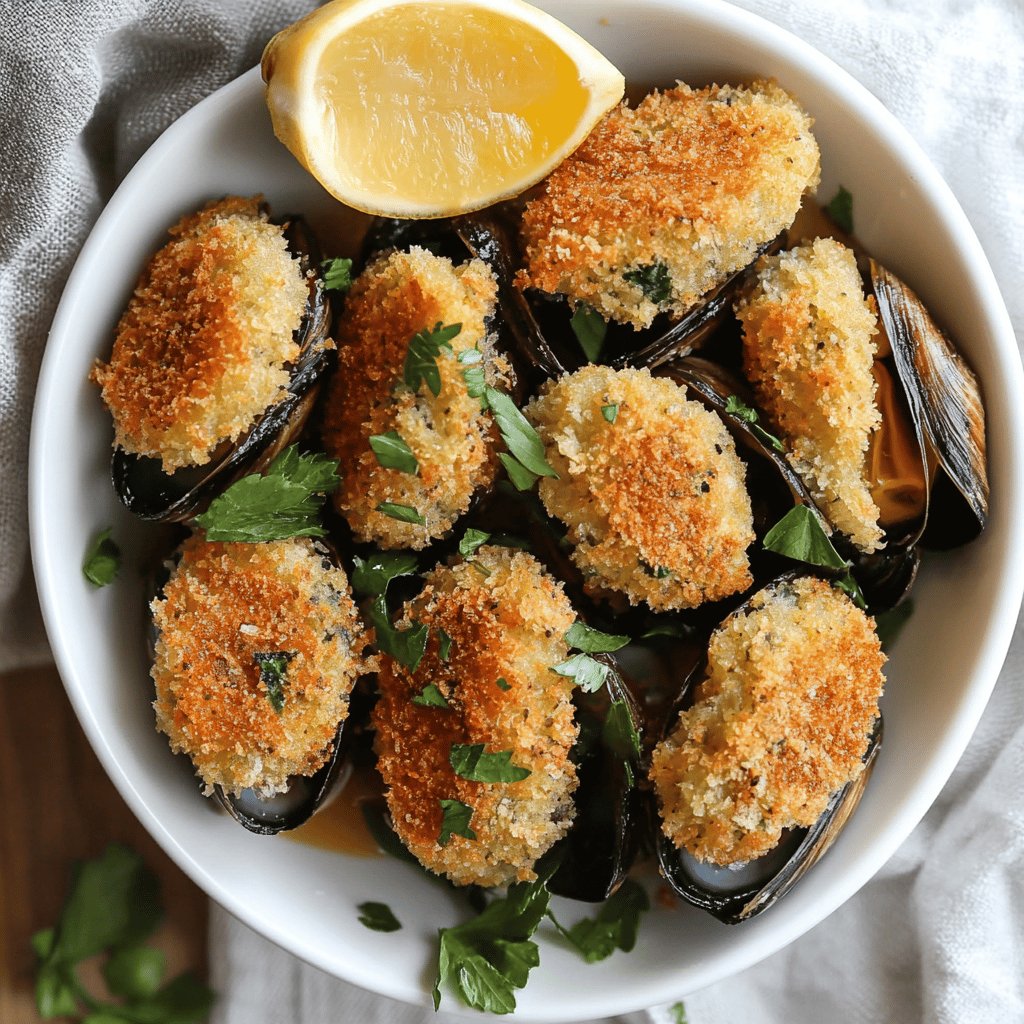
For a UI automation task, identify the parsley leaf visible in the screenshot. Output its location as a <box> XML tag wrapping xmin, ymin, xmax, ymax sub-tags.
<box><xmin>762</xmin><ymin>505</ymin><xmax>848</xmax><ymax>571</ymax></box>
<box><xmin>874</xmin><ymin>600</ymin><xmax>914</xmax><ymax>648</ymax></box>
<box><xmin>253</xmin><ymin>651</ymin><xmax>294</xmax><ymax>713</ymax></box>
<box><xmin>550</xmin><ymin>653</ymin><xmax>609</xmax><ymax>693</ymax></box>
<box><xmin>194</xmin><ymin>446</ymin><xmax>339</xmax><ymax>542</ymax></box>
<box><xmin>412</xmin><ymin>683</ymin><xmax>450</xmax><ymax>709</ymax></box>
<box><xmin>103</xmin><ymin>945</ymin><xmax>166</xmax><ymax>1001</ymax></box>
<box><xmin>320</xmin><ymin>257</ymin><xmax>353</xmax><ymax>294</ymax></box>
<box><xmin>570</xmin><ymin>304</ymin><xmax>607</xmax><ymax>362</ymax></box>
<box><xmin>83</xmin><ymin>528</ymin><xmax>121</xmax><ymax>588</ymax></box>
<box><xmin>565</xmin><ymin>622</ymin><xmax>629</xmax><ymax>654</ymax></box>
<box><xmin>484</xmin><ymin>387</ymin><xmax>558</xmax><ymax>480</ymax></box>
<box><xmin>601</xmin><ymin>404</ymin><xmax>619</xmax><ymax>424</ymax></box>
<box><xmin>826</xmin><ymin>185</ymin><xmax>854</xmax><ymax>234</ymax></box>
<box><xmin>724</xmin><ymin>395</ymin><xmax>784</xmax><ymax>453</ymax></box>
<box><xmin>375</xmin><ymin>501</ymin><xmax>425</xmax><ymax>525</ymax></box>
<box><xmin>499</xmin><ymin>452</ymin><xmax>540</xmax><ymax>492</ymax></box>
<box><xmin>357</xmin><ymin>902</ymin><xmax>402</xmax><ymax>933</ymax></box>
<box><xmin>836</xmin><ymin>571</ymin><xmax>868</xmax><ymax>610</ymax></box>
<box><xmin>369</xmin><ymin>431</ymin><xmax>419</xmax><ymax>475</ymax></box>
<box><xmin>670</xmin><ymin>1000</ymin><xmax>690</xmax><ymax>1024</ymax></box>
<box><xmin>438</xmin><ymin>799</ymin><xmax>477</xmax><ymax>847</ymax></box>
<box><xmin>350</xmin><ymin>551</ymin><xmax>419</xmax><ymax>597</ymax></box>
<box><xmin>438</xmin><ymin>628</ymin><xmax>454</xmax><ymax>662</ymax></box>
<box><xmin>623</xmin><ymin>260</ymin><xmax>671</xmax><ymax>304</ymax></box>
<box><xmin>459</xmin><ymin>347</ymin><xmax>487</xmax><ymax>403</ymax></box>
<box><xmin>368</xmin><ymin>595</ymin><xmax>429</xmax><ymax>672</ymax></box>
<box><xmin>552</xmin><ymin>879</ymin><xmax>650</xmax><ymax>963</ymax></box>
<box><xmin>450</xmin><ymin>743</ymin><xmax>531</xmax><ymax>783</ymax></box>
<box><xmin>495</xmin><ymin>677</ymin><xmax>511</xmax><ymax>691</ymax></box>
<box><xmin>404</xmin><ymin>321</ymin><xmax>461</xmax><ymax>397</ymax></box>
<box><xmin>459</xmin><ymin>528</ymin><xmax>491</xmax><ymax>557</ymax></box>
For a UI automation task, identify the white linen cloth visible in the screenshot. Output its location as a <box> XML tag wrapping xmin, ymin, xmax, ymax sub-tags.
<box><xmin>1</xmin><ymin>0</ymin><xmax>1022</xmax><ymax>1022</ymax></box>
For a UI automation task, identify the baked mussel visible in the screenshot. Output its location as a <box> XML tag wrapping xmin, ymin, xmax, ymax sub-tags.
<box><xmin>93</xmin><ymin>196</ymin><xmax>335</xmax><ymax>523</ymax></box>
<box><xmin>149</xmin><ymin>533</ymin><xmax>373</xmax><ymax>834</ymax></box>
<box><xmin>649</xmin><ymin>574</ymin><xmax>885</xmax><ymax>923</ymax></box>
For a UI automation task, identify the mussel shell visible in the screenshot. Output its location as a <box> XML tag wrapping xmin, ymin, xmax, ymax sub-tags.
<box><xmin>547</xmin><ymin>654</ymin><xmax>643</xmax><ymax>902</ymax></box>
<box><xmin>111</xmin><ymin>215</ymin><xmax>334</xmax><ymax>523</ymax></box>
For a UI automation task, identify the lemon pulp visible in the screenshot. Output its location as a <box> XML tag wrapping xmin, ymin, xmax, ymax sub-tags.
<box><xmin>318</xmin><ymin>4</ymin><xmax>591</xmax><ymax>209</ymax></box>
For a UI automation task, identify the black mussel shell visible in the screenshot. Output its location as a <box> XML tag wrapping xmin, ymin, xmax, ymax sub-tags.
<box><xmin>652</xmin><ymin>578</ymin><xmax>883</xmax><ymax>923</ymax></box>
<box><xmin>111</xmin><ymin>215</ymin><xmax>335</xmax><ymax>523</ymax></box>
<box><xmin>548</xmin><ymin>655</ymin><xmax>643</xmax><ymax>902</ymax></box>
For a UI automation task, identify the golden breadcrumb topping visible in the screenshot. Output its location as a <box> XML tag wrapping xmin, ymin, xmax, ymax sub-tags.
<box><xmin>526</xmin><ymin>366</ymin><xmax>754</xmax><ymax>611</ymax></box>
<box><xmin>92</xmin><ymin>196</ymin><xmax>311</xmax><ymax>472</ymax></box>
<box><xmin>737</xmin><ymin>238</ymin><xmax>883</xmax><ymax>551</ymax></box>
<box><xmin>151</xmin><ymin>536</ymin><xmax>371</xmax><ymax>796</ymax></box>
<box><xmin>373</xmin><ymin>547</ymin><xmax>578</xmax><ymax>887</ymax></box>
<box><xmin>518</xmin><ymin>80</ymin><xmax>820</xmax><ymax>328</ymax></box>
<box><xmin>650</xmin><ymin>576</ymin><xmax>884</xmax><ymax>865</ymax></box>
<box><xmin>321</xmin><ymin>247</ymin><xmax>509</xmax><ymax>549</ymax></box>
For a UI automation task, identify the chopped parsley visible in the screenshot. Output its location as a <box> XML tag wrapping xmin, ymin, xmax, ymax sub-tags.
<box><xmin>368</xmin><ymin>430</ymin><xmax>418</xmax><ymax>475</ymax></box>
<box><xmin>670</xmin><ymin>1001</ymin><xmax>690</xmax><ymax>1024</ymax></box>
<box><xmin>724</xmin><ymin>395</ymin><xmax>784</xmax><ymax>453</ymax></box>
<box><xmin>762</xmin><ymin>504</ymin><xmax>848</xmax><ymax>571</ymax></box>
<box><xmin>253</xmin><ymin>651</ymin><xmax>294</xmax><ymax>713</ymax></box>
<box><xmin>548</xmin><ymin>879</ymin><xmax>649</xmax><ymax>963</ymax></box>
<box><xmin>438</xmin><ymin>799</ymin><xmax>477</xmax><ymax>847</ymax></box>
<box><xmin>835</xmin><ymin>571</ymin><xmax>868</xmax><ymax>610</ymax></box>
<box><xmin>375</xmin><ymin>501</ymin><xmax>425</xmax><ymax>525</ymax></box>
<box><xmin>350</xmin><ymin>551</ymin><xmax>419</xmax><ymax>598</ymax></box>
<box><xmin>194</xmin><ymin>446</ymin><xmax>339</xmax><ymax>542</ymax></box>
<box><xmin>495</xmin><ymin>677</ymin><xmax>511</xmax><ymax>691</ymax></box>
<box><xmin>368</xmin><ymin>595</ymin><xmax>429</xmax><ymax>672</ymax></box>
<box><xmin>565</xmin><ymin>622</ymin><xmax>629</xmax><ymax>654</ymax></box>
<box><xmin>449</xmin><ymin>743</ymin><xmax>531</xmax><ymax>783</ymax></box>
<box><xmin>83</xmin><ymin>528</ymin><xmax>121</xmax><ymax>587</ymax></box>
<box><xmin>825</xmin><ymin>185</ymin><xmax>854</xmax><ymax>234</ymax></box>
<box><xmin>320</xmin><ymin>257</ymin><xmax>353</xmax><ymax>294</ymax></box>
<box><xmin>623</xmin><ymin>260</ymin><xmax>671</xmax><ymax>304</ymax></box>
<box><xmin>570</xmin><ymin>303</ymin><xmax>607</xmax><ymax>362</ymax></box>
<box><xmin>412</xmin><ymin>683</ymin><xmax>450</xmax><ymax>709</ymax></box>
<box><xmin>357</xmin><ymin>901</ymin><xmax>402</xmax><ymax>933</ymax></box>
<box><xmin>404</xmin><ymin>321</ymin><xmax>461</xmax><ymax>397</ymax></box>
<box><xmin>601</xmin><ymin>403</ymin><xmax>619</xmax><ymax>424</ymax></box>
<box><xmin>438</xmin><ymin>627</ymin><xmax>454</xmax><ymax>662</ymax></box>
<box><xmin>459</xmin><ymin>347</ymin><xmax>487</xmax><ymax>403</ymax></box>
<box><xmin>485</xmin><ymin>386</ymin><xmax>558</xmax><ymax>485</ymax></box>
<box><xmin>550</xmin><ymin>652</ymin><xmax>609</xmax><ymax>693</ymax></box>
<box><xmin>499</xmin><ymin>452</ymin><xmax>540</xmax><ymax>492</ymax></box>
<box><xmin>459</xmin><ymin>528</ymin><xmax>491</xmax><ymax>557</ymax></box>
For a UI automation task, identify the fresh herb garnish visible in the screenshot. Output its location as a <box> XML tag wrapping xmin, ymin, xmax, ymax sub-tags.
<box><xmin>874</xmin><ymin>600</ymin><xmax>914</xmax><ymax>648</ymax></box>
<box><xmin>623</xmin><ymin>260</ymin><xmax>671</xmax><ymax>304</ymax></box>
<box><xmin>670</xmin><ymin>1001</ymin><xmax>690</xmax><ymax>1024</ymax></box>
<box><xmin>369</xmin><ymin>430</ymin><xmax>419</xmax><ymax>475</ymax></box>
<box><xmin>320</xmin><ymin>257</ymin><xmax>353</xmax><ymax>294</ymax></box>
<box><xmin>438</xmin><ymin>799</ymin><xmax>477</xmax><ymax>847</ymax></box>
<box><xmin>826</xmin><ymin>185</ymin><xmax>854</xmax><ymax>234</ymax></box>
<box><xmin>762</xmin><ymin>505</ymin><xmax>848</xmax><ymax>571</ymax></box>
<box><xmin>31</xmin><ymin>845</ymin><xmax>214</xmax><ymax>1024</ymax></box>
<box><xmin>432</xmin><ymin>862</ymin><xmax>556</xmax><ymax>1013</ymax></box>
<box><xmin>565</xmin><ymin>622</ymin><xmax>630</xmax><ymax>654</ymax></box>
<box><xmin>639</xmin><ymin>621</ymin><xmax>695</xmax><ymax>641</ymax></box>
<box><xmin>368</xmin><ymin>595</ymin><xmax>429</xmax><ymax>672</ymax></box>
<box><xmin>495</xmin><ymin>677</ymin><xmax>511</xmax><ymax>691</ymax></box>
<box><xmin>450</xmin><ymin>743</ymin><xmax>531</xmax><ymax>783</ymax></box>
<box><xmin>83</xmin><ymin>528</ymin><xmax>120</xmax><ymax>588</ymax></box>
<box><xmin>412</xmin><ymin>683</ymin><xmax>450</xmax><ymax>709</ymax></box>
<box><xmin>724</xmin><ymin>395</ymin><xmax>784</xmax><ymax>453</ymax></box>
<box><xmin>194</xmin><ymin>446</ymin><xmax>339</xmax><ymax>542</ymax></box>
<box><xmin>459</xmin><ymin>347</ymin><xmax>487</xmax><ymax>403</ymax></box>
<box><xmin>351</xmin><ymin>551</ymin><xmax>419</xmax><ymax>598</ymax></box>
<box><xmin>602</xmin><ymin>700</ymin><xmax>642</xmax><ymax>786</ymax></box>
<box><xmin>548</xmin><ymin>879</ymin><xmax>649</xmax><ymax>964</ymax></box>
<box><xmin>601</xmin><ymin>403</ymin><xmax>619</xmax><ymax>424</ymax></box>
<box><xmin>550</xmin><ymin>653</ymin><xmax>609</xmax><ymax>693</ymax></box>
<box><xmin>499</xmin><ymin>452</ymin><xmax>540</xmax><ymax>492</ymax></box>
<box><xmin>459</xmin><ymin>528</ymin><xmax>492</xmax><ymax>557</ymax></box>
<box><xmin>835</xmin><ymin>571</ymin><xmax>868</xmax><ymax>610</ymax></box>
<box><xmin>438</xmin><ymin>627</ymin><xmax>454</xmax><ymax>662</ymax></box>
<box><xmin>357</xmin><ymin>901</ymin><xmax>402</xmax><ymax>933</ymax></box>
<box><xmin>404</xmin><ymin>321</ymin><xmax>462</xmax><ymax>397</ymax></box>
<box><xmin>253</xmin><ymin>651</ymin><xmax>294</xmax><ymax>713</ymax></box>
<box><xmin>570</xmin><ymin>304</ymin><xmax>607</xmax><ymax>362</ymax></box>
<box><xmin>485</xmin><ymin>386</ymin><xmax>558</xmax><ymax>483</ymax></box>
<box><xmin>375</xmin><ymin>501</ymin><xmax>425</xmax><ymax>525</ymax></box>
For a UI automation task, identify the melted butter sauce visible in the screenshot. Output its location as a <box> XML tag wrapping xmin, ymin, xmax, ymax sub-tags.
<box><xmin>287</xmin><ymin>762</ymin><xmax>384</xmax><ymax>857</ymax></box>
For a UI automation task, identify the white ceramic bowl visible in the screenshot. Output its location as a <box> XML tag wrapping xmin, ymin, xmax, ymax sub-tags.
<box><xmin>30</xmin><ymin>1</ymin><xmax>1024</xmax><ymax>1019</ymax></box>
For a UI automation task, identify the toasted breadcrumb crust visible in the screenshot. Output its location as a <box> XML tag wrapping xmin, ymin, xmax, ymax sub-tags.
<box><xmin>737</xmin><ymin>238</ymin><xmax>884</xmax><ymax>551</ymax></box>
<box><xmin>92</xmin><ymin>196</ymin><xmax>310</xmax><ymax>472</ymax></box>
<box><xmin>650</xmin><ymin>576</ymin><xmax>884</xmax><ymax>865</ymax></box>
<box><xmin>372</xmin><ymin>547</ymin><xmax>578</xmax><ymax>887</ymax></box>
<box><xmin>320</xmin><ymin>248</ymin><xmax>509</xmax><ymax>549</ymax></box>
<box><xmin>526</xmin><ymin>366</ymin><xmax>754</xmax><ymax>611</ymax></box>
<box><xmin>517</xmin><ymin>81</ymin><xmax>820</xmax><ymax>328</ymax></box>
<box><xmin>151</xmin><ymin>536</ymin><xmax>371</xmax><ymax>796</ymax></box>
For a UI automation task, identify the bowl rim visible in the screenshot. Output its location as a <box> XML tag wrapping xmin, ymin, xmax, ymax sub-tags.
<box><xmin>29</xmin><ymin>0</ymin><xmax>1024</xmax><ymax>1018</ymax></box>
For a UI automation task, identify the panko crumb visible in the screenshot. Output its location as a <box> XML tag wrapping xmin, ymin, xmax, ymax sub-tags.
<box><xmin>737</xmin><ymin>238</ymin><xmax>883</xmax><ymax>551</ymax></box>
<box><xmin>372</xmin><ymin>547</ymin><xmax>578</xmax><ymax>887</ymax></box>
<box><xmin>321</xmin><ymin>247</ymin><xmax>509</xmax><ymax>550</ymax></box>
<box><xmin>517</xmin><ymin>80</ymin><xmax>820</xmax><ymax>329</ymax></box>
<box><xmin>650</xmin><ymin>576</ymin><xmax>884</xmax><ymax>865</ymax></box>
<box><xmin>526</xmin><ymin>365</ymin><xmax>754</xmax><ymax>612</ymax></box>
<box><xmin>151</xmin><ymin>536</ymin><xmax>372</xmax><ymax>796</ymax></box>
<box><xmin>92</xmin><ymin>196</ymin><xmax>310</xmax><ymax>472</ymax></box>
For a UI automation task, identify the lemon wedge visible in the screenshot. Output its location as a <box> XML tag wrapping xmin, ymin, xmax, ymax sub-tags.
<box><xmin>262</xmin><ymin>0</ymin><xmax>625</xmax><ymax>218</ymax></box>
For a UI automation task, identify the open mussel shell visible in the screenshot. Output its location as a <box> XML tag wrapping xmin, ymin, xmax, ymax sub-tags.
<box><xmin>547</xmin><ymin>654</ymin><xmax>643</xmax><ymax>902</ymax></box>
<box><xmin>869</xmin><ymin>259</ymin><xmax>988</xmax><ymax>549</ymax></box>
<box><xmin>112</xmin><ymin>216</ymin><xmax>335</xmax><ymax>523</ymax></box>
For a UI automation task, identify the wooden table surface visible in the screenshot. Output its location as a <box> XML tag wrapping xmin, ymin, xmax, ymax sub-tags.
<box><xmin>0</xmin><ymin>663</ymin><xmax>208</xmax><ymax>1023</ymax></box>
